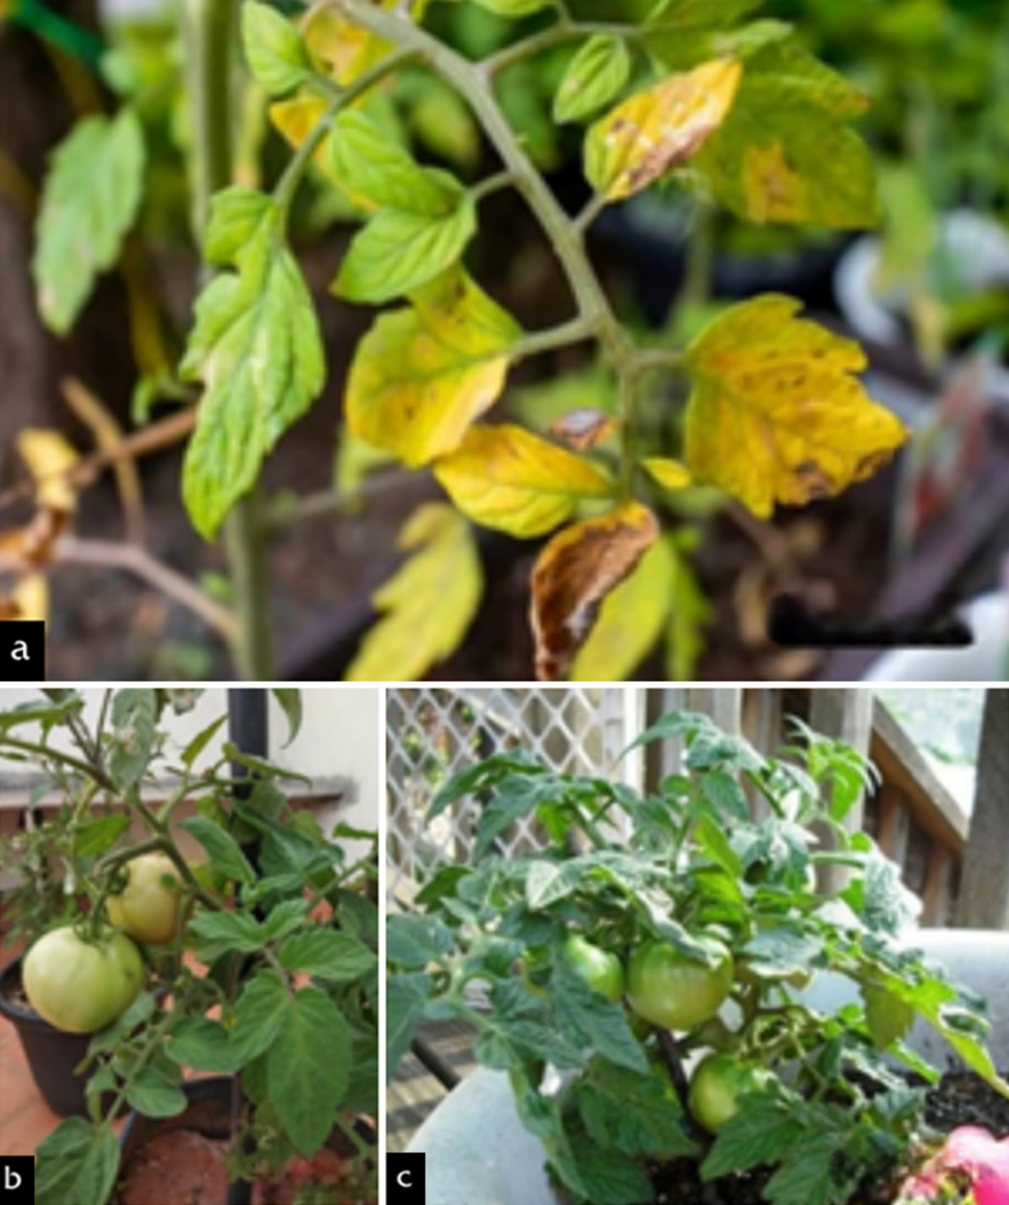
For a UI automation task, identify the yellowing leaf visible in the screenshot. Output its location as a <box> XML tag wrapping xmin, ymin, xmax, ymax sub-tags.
<box><xmin>301</xmin><ymin>4</ymin><xmax>397</xmax><ymax>87</ymax></box>
<box><xmin>530</xmin><ymin>502</ymin><xmax>659</xmax><ymax>681</ymax></box>
<box><xmin>346</xmin><ymin>503</ymin><xmax>482</xmax><ymax>681</ymax></box>
<box><xmin>18</xmin><ymin>429</ymin><xmax>80</xmax><ymax>512</ymax></box>
<box><xmin>585</xmin><ymin>58</ymin><xmax>742</xmax><ymax>201</ymax></box>
<box><xmin>642</xmin><ymin>457</ymin><xmax>692</xmax><ymax>491</ymax></box>
<box><xmin>13</xmin><ymin>575</ymin><xmax>49</xmax><ymax>623</ymax></box>
<box><xmin>269</xmin><ymin>95</ymin><xmax>335</xmax><ymax>179</ymax></box>
<box><xmin>345</xmin><ymin>269</ymin><xmax>521</xmax><ymax>467</ymax></box>
<box><xmin>433</xmin><ymin>424</ymin><xmax>613</xmax><ymax>538</ymax></box>
<box><xmin>693</xmin><ymin>45</ymin><xmax>878</xmax><ymax>230</ymax></box>
<box><xmin>683</xmin><ymin>295</ymin><xmax>908</xmax><ymax>518</ymax></box>
<box><xmin>571</xmin><ymin>535</ymin><xmax>674</xmax><ymax>681</ymax></box>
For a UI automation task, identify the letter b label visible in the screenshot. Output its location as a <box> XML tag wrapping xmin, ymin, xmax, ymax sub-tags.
<box><xmin>0</xmin><ymin>1157</ymin><xmax>32</xmax><ymax>1204</ymax></box>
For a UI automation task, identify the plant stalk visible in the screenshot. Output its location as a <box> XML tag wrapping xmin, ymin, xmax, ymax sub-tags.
<box><xmin>183</xmin><ymin>0</ymin><xmax>276</xmax><ymax>680</ymax></box>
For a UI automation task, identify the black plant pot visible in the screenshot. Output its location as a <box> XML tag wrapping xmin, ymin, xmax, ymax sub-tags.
<box><xmin>0</xmin><ymin>955</ymin><xmax>108</xmax><ymax>1118</ymax></box>
<box><xmin>118</xmin><ymin>1076</ymin><xmax>253</xmax><ymax>1205</ymax></box>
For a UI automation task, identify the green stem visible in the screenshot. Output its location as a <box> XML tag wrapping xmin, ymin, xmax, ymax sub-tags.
<box><xmin>183</xmin><ymin>0</ymin><xmax>275</xmax><ymax>681</ymax></box>
<box><xmin>510</xmin><ymin>315</ymin><xmax>598</xmax><ymax>360</ymax></box>
<box><xmin>482</xmin><ymin>18</ymin><xmax>636</xmax><ymax>77</ymax></box>
<box><xmin>333</xmin><ymin>0</ymin><xmax>642</xmax><ymax>486</ymax></box>
<box><xmin>0</xmin><ymin>735</ymin><xmax>115</xmax><ymax>792</ymax></box>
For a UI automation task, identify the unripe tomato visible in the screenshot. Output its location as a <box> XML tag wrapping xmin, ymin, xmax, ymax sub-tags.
<box><xmin>107</xmin><ymin>852</ymin><xmax>182</xmax><ymax>945</ymax></box>
<box><xmin>563</xmin><ymin>934</ymin><xmax>624</xmax><ymax>1003</ymax></box>
<box><xmin>627</xmin><ymin>941</ymin><xmax>733</xmax><ymax>1031</ymax></box>
<box><xmin>23</xmin><ymin>927</ymin><xmax>145</xmax><ymax>1034</ymax></box>
<box><xmin>688</xmin><ymin>1053</ymin><xmax>774</xmax><ymax>1133</ymax></box>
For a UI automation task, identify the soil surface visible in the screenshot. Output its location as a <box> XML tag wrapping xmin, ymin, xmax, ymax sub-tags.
<box><xmin>626</xmin><ymin>1069</ymin><xmax>1009</xmax><ymax>1205</ymax></box>
<box><xmin>113</xmin><ymin>1124</ymin><xmax>376</xmax><ymax>1205</ymax></box>
<box><xmin>115</xmin><ymin>1129</ymin><xmax>229</xmax><ymax>1205</ymax></box>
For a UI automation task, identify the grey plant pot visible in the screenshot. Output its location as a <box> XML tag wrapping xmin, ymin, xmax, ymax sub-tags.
<box><xmin>407</xmin><ymin>929</ymin><xmax>1009</xmax><ymax>1205</ymax></box>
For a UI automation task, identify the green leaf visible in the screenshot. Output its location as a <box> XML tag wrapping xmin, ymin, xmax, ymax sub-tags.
<box><xmin>165</xmin><ymin>1018</ymin><xmax>240</xmax><ymax>1073</ymax></box>
<box><xmin>330</xmin><ymin>110</ymin><xmax>463</xmax><ymax>215</ymax></box>
<box><xmin>693</xmin><ymin>44</ymin><xmax>878</xmax><ymax>229</ymax></box>
<box><xmin>555</xmin><ymin>36</ymin><xmax>631</xmax><ymax>123</ymax></box>
<box><xmin>470</xmin><ymin>0</ymin><xmax>553</xmax><ymax>16</ymax></box>
<box><xmin>701</xmin><ymin>1094</ymin><xmax>805</xmax><ymax>1179</ymax></box>
<box><xmin>553</xmin><ymin>957</ymin><xmax>648</xmax><ymax>1073</ymax></box>
<box><xmin>35</xmin><ymin>1118</ymin><xmax>121</xmax><ymax>1205</ymax></box>
<box><xmin>204</xmin><ymin>187</ymin><xmax>273</xmax><ymax>267</ymax></box>
<box><xmin>333</xmin><ymin>199</ymin><xmax>477</xmax><ymax>304</ymax></box>
<box><xmin>268</xmin><ymin>986</ymin><xmax>352</xmax><ymax>1154</ymax></box>
<box><xmin>559</xmin><ymin>1134</ymin><xmax>656</xmax><ymax>1205</ymax></box>
<box><xmin>242</xmin><ymin>0</ymin><xmax>310</xmax><ymax>95</ymax></box>
<box><xmin>108</xmin><ymin>688</ymin><xmax>157</xmax><ymax>790</ymax></box>
<box><xmin>278</xmin><ymin>929</ymin><xmax>378</xmax><ymax>980</ymax></box>
<box><xmin>386</xmin><ymin>914</ymin><xmax>455</xmax><ymax>968</ymax></box>
<box><xmin>75</xmin><ymin>815</ymin><xmax>131</xmax><ymax>858</ymax></box>
<box><xmin>386</xmin><ymin>972</ymin><xmax>432</xmax><ymax>1075</ymax></box>
<box><xmin>271</xmin><ymin>688</ymin><xmax>302</xmax><ymax>745</ymax></box>
<box><xmin>125</xmin><ymin>1066</ymin><xmax>189</xmax><ymax>1118</ymax></box>
<box><xmin>181</xmin><ymin>201</ymin><xmax>324</xmax><ymax>538</ymax></box>
<box><xmin>640</xmin><ymin>17</ymin><xmax>791</xmax><ymax>72</ymax></box>
<box><xmin>230</xmin><ymin>971</ymin><xmax>290</xmax><ymax>1065</ymax></box>
<box><xmin>179</xmin><ymin>817</ymin><xmax>256</xmax><ymax>885</ymax></box>
<box><xmin>189</xmin><ymin>911</ymin><xmax>265</xmax><ymax>956</ymax></box>
<box><xmin>179</xmin><ymin>713</ymin><xmax>228</xmax><ymax>767</ymax></box>
<box><xmin>576</xmin><ymin>1061</ymin><xmax>698</xmax><ymax>1159</ymax></box>
<box><xmin>861</xmin><ymin>984</ymin><xmax>915</xmax><ymax>1051</ymax></box>
<box><xmin>33</xmin><ymin>107</ymin><xmax>145</xmax><ymax>335</ymax></box>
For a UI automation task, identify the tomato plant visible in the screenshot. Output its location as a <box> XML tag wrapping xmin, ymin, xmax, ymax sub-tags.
<box><xmin>107</xmin><ymin>852</ymin><xmax>183</xmax><ymax>946</ymax></box>
<box><xmin>387</xmin><ymin>708</ymin><xmax>1009</xmax><ymax>1205</ymax></box>
<box><xmin>0</xmin><ymin>688</ymin><xmax>379</xmax><ymax>1205</ymax></box>
<box><xmin>23</xmin><ymin>927</ymin><xmax>145</xmax><ymax>1035</ymax></box>
<box><xmin>5</xmin><ymin>0</ymin><xmax>910</xmax><ymax>681</ymax></box>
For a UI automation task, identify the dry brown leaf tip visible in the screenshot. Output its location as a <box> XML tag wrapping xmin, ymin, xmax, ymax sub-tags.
<box><xmin>530</xmin><ymin>502</ymin><xmax>659</xmax><ymax>681</ymax></box>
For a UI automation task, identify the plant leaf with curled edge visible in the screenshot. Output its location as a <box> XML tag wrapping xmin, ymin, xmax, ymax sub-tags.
<box><xmin>301</xmin><ymin>1</ymin><xmax>398</xmax><ymax>88</ymax></box>
<box><xmin>585</xmin><ymin>58</ymin><xmax>742</xmax><ymax>202</ymax></box>
<box><xmin>683</xmin><ymin>295</ymin><xmax>908</xmax><ymax>519</ymax></box>
<box><xmin>692</xmin><ymin>44</ymin><xmax>877</xmax><ymax>229</ymax></box>
<box><xmin>642</xmin><ymin>458</ymin><xmax>692</xmax><ymax>492</ymax></box>
<box><xmin>554</xmin><ymin>35</ymin><xmax>631</xmax><ymax>124</ymax></box>
<box><xmin>345</xmin><ymin>503</ymin><xmax>482</xmax><ymax>681</ymax></box>
<box><xmin>531</xmin><ymin>502</ymin><xmax>659</xmax><ymax>681</ymax></box>
<box><xmin>345</xmin><ymin>268</ymin><xmax>522</xmax><ymax>467</ymax></box>
<box><xmin>572</xmin><ymin>535</ymin><xmax>675</xmax><ymax>681</ymax></box>
<box><xmin>549</xmin><ymin>409</ymin><xmax>620</xmax><ymax>452</ymax></box>
<box><xmin>434</xmin><ymin>424</ymin><xmax>614</xmax><ymax>538</ymax></box>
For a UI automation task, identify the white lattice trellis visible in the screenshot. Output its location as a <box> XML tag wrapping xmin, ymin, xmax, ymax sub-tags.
<box><xmin>386</xmin><ymin>688</ymin><xmax>641</xmax><ymax>901</ymax></box>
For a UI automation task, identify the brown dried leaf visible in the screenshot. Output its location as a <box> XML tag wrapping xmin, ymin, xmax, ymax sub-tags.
<box><xmin>548</xmin><ymin>409</ymin><xmax>620</xmax><ymax>452</ymax></box>
<box><xmin>531</xmin><ymin>502</ymin><xmax>659</xmax><ymax>681</ymax></box>
<box><xmin>0</xmin><ymin>507</ymin><xmax>69</xmax><ymax>571</ymax></box>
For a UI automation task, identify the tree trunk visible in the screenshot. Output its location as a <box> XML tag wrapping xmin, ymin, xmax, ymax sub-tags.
<box><xmin>957</xmin><ymin>689</ymin><xmax>1009</xmax><ymax>930</ymax></box>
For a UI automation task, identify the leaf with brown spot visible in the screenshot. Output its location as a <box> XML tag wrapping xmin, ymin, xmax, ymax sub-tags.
<box><xmin>530</xmin><ymin>502</ymin><xmax>659</xmax><ymax>681</ymax></box>
<box><xmin>585</xmin><ymin>58</ymin><xmax>742</xmax><ymax>202</ymax></box>
<box><xmin>548</xmin><ymin>409</ymin><xmax>620</xmax><ymax>452</ymax></box>
<box><xmin>683</xmin><ymin>295</ymin><xmax>909</xmax><ymax>517</ymax></box>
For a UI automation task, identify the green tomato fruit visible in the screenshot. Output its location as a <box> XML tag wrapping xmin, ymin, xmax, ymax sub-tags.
<box><xmin>563</xmin><ymin>934</ymin><xmax>625</xmax><ymax>1003</ymax></box>
<box><xmin>627</xmin><ymin>941</ymin><xmax>733</xmax><ymax>1031</ymax></box>
<box><xmin>23</xmin><ymin>927</ymin><xmax>145</xmax><ymax>1034</ymax></box>
<box><xmin>107</xmin><ymin>852</ymin><xmax>182</xmax><ymax>946</ymax></box>
<box><xmin>688</xmin><ymin>1053</ymin><xmax>774</xmax><ymax>1133</ymax></box>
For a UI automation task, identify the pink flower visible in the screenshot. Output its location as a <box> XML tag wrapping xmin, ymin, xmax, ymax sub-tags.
<box><xmin>898</xmin><ymin>1127</ymin><xmax>1009</xmax><ymax>1205</ymax></box>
